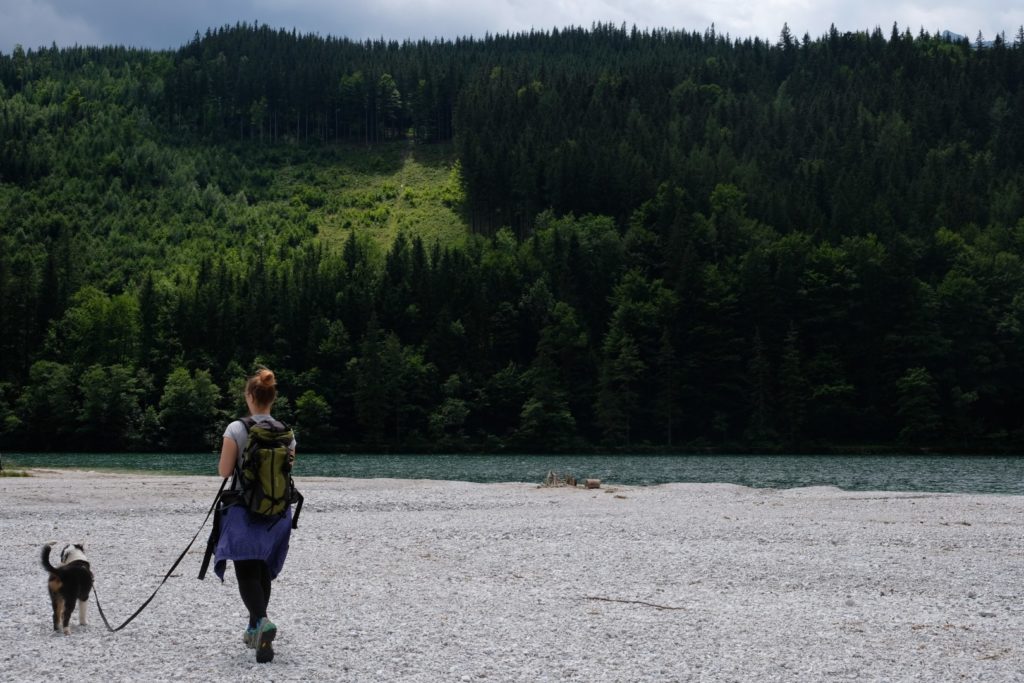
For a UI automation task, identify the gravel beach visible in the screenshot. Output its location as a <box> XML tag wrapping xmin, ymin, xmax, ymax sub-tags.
<box><xmin>2</xmin><ymin>469</ymin><xmax>1022</xmax><ymax>682</ymax></box>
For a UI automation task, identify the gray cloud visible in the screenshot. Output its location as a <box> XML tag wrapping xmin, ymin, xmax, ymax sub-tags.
<box><xmin>0</xmin><ymin>0</ymin><xmax>1021</xmax><ymax>54</ymax></box>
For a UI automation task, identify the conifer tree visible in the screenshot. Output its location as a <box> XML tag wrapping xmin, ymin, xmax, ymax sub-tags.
<box><xmin>596</xmin><ymin>324</ymin><xmax>645</xmax><ymax>446</ymax></box>
<box><xmin>778</xmin><ymin>323</ymin><xmax>807</xmax><ymax>448</ymax></box>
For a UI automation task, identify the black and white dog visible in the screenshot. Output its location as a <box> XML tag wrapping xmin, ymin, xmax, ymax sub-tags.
<box><xmin>41</xmin><ymin>542</ymin><xmax>93</xmax><ymax>635</ymax></box>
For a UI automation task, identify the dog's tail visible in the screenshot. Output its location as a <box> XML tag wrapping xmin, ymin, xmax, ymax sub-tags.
<box><xmin>41</xmin><ymin>542</ymin><xmax>59</xmax><ymax>573</ymax></box>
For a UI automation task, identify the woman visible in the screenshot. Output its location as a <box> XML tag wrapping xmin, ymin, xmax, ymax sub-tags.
<box><xmin>215</xmin><ymin>367</ymin><xmax>296</xmax><ymax>664</ymax></box>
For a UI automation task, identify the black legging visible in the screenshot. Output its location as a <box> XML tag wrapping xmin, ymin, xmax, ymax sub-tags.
<box><xmin>234</xmin><ymin>560</ymin><xmax>271</xmax><ymax>628</ymax></box>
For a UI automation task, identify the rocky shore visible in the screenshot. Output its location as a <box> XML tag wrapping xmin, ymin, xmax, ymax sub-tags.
<box><xmin>2</xmin><ymin>470</ymin><xmax>1022</xmax><ymax>681</ymax></box>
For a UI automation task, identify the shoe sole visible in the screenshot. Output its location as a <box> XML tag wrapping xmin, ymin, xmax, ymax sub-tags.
<box><xmin>255</xmin><ymin>624</ymin><xmax>276</xmax><ymax>663</ymax></box>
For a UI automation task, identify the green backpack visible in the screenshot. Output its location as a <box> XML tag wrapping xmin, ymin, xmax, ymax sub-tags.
<box><xmin>235</xmin><ymin>416</ymin><xmax>298</xmax><ymax>519</ymax></box>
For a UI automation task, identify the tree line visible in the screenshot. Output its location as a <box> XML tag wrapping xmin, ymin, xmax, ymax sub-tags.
<box><xmin>1</xmin><ymin>23</ymin><xmax>1023</xmax><ymax>452</ymax></box>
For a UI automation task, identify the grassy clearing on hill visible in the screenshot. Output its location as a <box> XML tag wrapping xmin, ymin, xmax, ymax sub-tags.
<box><xmin>252</xmin><ymin>140</ymin><xmax>468</xmax><ymax>256</ymax></box>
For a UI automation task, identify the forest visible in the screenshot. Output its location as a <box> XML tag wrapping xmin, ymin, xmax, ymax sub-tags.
<box><xmin>1</xmin><ymin>22</ymin><xmax>1023</xmax><ymax>453</ymax></box>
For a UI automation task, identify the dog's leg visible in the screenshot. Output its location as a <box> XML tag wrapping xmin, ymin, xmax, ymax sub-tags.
<box><xmin>49</xmin><ymin>577</ymin><xmax>63</xmax><ymax>632</ymax></box>
<box><xmin>79</xmin><ymin>597</ymin><xmax>88</xmax><ymax>626</ymax></box>
<box><xmin>54</xmin><ymin>596</ymin><xmax>66</xmax><ymax>634</ymax></box>
<box><xmin>62</xmin><ymin>597</ymin><xmax>74</xmax><ymax>635</ymax></box>
<box><xmin>51</xmin><ymin>595</ymin><xmax>62</xmax><ymax>632</ymax></box>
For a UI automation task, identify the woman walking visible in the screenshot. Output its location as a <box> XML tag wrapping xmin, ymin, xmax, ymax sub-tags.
<box><xmin>214</xmin><ymin>367</ymin><xmax>296</xmax><ymax>663</ymax></box>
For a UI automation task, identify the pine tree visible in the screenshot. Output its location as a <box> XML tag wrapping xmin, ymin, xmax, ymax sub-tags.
<box><xmin>777</xmin><ymin>323</ymin><xmax>807</xmax><ymax>448</ymax></box>
<box><xmin>596</xmin><ymin>324</ymin><xmax>645</xmax><ymax>446</ymax></box>
<box><xmin>745</xmin><ymin>328</ymin><xmax>775</xmax><ymax>445</ymax></box>
<box><xmin>895</xmin><ymin>367</ymin><xmax>940</xmax><ymax>446</ymax></box>
<box><xmin>654</xmin><ymin>328</ymin><xmax>679</xmax><ymax>448</ymax></box>
<box><xmin>349</xmin><ymin>316</ymin><xmax>387</xmax><ymax>444</ymax></box>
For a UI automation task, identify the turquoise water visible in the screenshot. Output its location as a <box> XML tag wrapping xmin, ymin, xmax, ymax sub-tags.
<box><xmin>4</xmin><ymin>452</ymin><xmax>1023</xmax><ymax>494</ymax></box>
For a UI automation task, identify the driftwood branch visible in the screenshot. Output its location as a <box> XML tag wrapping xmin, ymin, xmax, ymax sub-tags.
<box><xmin>584</xmin><ymin>596</ymin><xmax>685</xmax><ymax>610</ymax></box>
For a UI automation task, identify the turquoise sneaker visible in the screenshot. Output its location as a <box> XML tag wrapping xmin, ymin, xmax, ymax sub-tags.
<box><xmin>243</xmin><ymin>626</ymin><xmax>258</xmax><ymax>649</ymax></box>
<box><xmin>254</xmin><ymin>617</ymin><xmax>277</xmax><ymax>663</ymax></box>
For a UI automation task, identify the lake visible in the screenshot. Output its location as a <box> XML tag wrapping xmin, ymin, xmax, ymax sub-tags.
<box><xmin>4</xmin><ymin>452</ymin><xmax>1023</xmax><ymax>494</ymax></box>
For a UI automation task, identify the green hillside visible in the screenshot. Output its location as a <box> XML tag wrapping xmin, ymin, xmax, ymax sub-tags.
<box><xmin>2</xmin><ymin>24</ymin><xmax>1024</xmax><ymax>454</ymax></box>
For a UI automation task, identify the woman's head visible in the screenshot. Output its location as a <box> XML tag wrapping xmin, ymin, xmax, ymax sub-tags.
<box><xmin>246</xmin><ymin>367</ymin><xmax>277</xmax><ymax>409</ymax></box>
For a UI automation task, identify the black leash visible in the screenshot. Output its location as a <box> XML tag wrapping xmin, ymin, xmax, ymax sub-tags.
<box><xmin>92</xmin><ymin>478</ymin><xmax>228</xmax><ymax>632</ymax></box>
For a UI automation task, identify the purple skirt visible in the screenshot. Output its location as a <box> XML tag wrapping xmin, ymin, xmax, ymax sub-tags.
<box><xmin>213</xmin><ymin>504</ymin><xmax>292</xmax><ymax>581</ymax></box>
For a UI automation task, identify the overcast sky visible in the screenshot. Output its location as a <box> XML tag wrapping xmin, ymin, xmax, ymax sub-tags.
<box><xmin>2</xmin><ymin>0</ymin><xmax>1022</xmax><ymax>54</ymax></box>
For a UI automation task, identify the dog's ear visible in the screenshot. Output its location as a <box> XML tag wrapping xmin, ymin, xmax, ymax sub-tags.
<box><xmin>75</xmin><ymin>543</ymin><xmax>85</xmax><ymax>551</ymax></box>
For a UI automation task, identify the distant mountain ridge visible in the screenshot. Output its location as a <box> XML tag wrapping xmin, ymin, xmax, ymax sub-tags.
<box><xmin>940</xmin><ymin>29</ymin><xmax>995</xmax><ymax>47</ymax></box>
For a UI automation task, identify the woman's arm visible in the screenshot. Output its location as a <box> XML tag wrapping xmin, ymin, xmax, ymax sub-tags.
<box><xmin>218</xmin><ymin>437</ymin><xmax>238</xmax><ymax>478</ymax></box>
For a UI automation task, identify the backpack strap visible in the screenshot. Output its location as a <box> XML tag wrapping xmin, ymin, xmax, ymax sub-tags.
<box><xmin>291</xmin><ymin>490</ymin><xmax>304</xmax><ymax>530</ymax></box>
<box><xmin>233</xmin><ymin>416</ymin><xmax>270</xmax><ymax>484</ymax></box>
